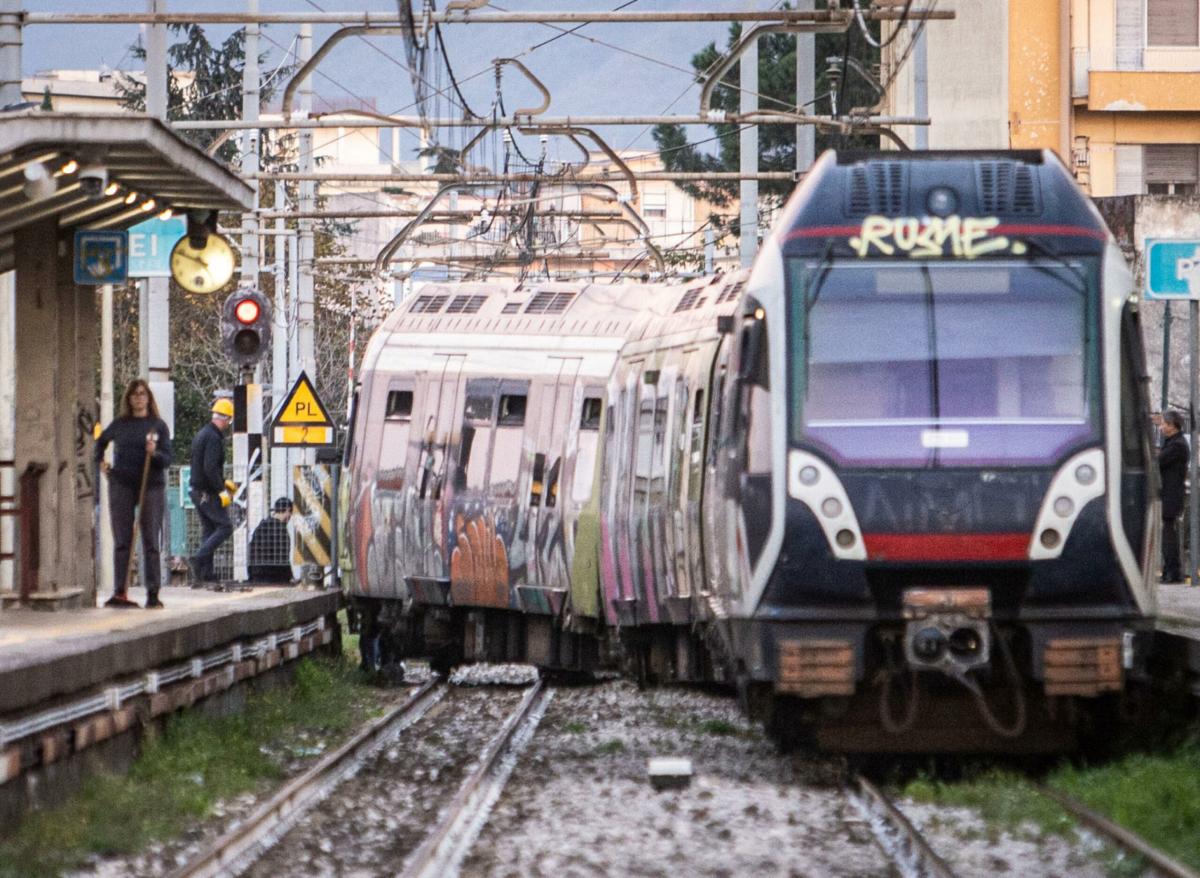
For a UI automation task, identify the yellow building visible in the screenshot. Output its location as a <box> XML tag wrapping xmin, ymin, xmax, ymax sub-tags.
<box><xmin>886</xmin><ymin>0</ymin><xmax>1200</xmax><ymax>196</ymax></box>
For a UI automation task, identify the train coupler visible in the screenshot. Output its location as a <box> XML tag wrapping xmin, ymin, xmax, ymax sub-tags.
<box><xmin>902</xmin><ymin>588</ymin><xmax>991</xmax><ymax>675</ymax></box>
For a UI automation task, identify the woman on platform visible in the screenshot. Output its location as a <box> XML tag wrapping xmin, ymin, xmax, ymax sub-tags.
<box><xmin>95</xmin><ymin>379</ymin><xmax>172</xmax><ymax>608</ymax></box>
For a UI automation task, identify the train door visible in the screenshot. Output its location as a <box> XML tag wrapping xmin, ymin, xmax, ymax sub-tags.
<box><xmin>648</xmin><ymin>366</ymin><xmax>676</xmax><ymax>603</ymax></box>
<box><xmin>564</xmin><ymin>384</ymin><xmax>604</xmax><ymax>549</ymax></box>
<box><xmin>533</xmin><ymin>358</ymin><xmax>581</xmax><ymax>591</ymax></box>
<box><xmin>484</xmin><ymin>380</ymin><xmax>529</xmax><ymax>597</ymax></box>
<box><xmin>632</xmin><ymin>365</ymin><xmax>659</xmax><ymax>617</ymax></box>
<box><xmin>372</xmin><ymin>380</ymin><xmax>414</xmax><ymax>598</ymax></box>
<box><xmin>416</xmin><ymin>354</ymin><xmax>464</xmax><ymax>580</ymax></box>
<box><xmin>614</xmin><ymin>361</ymin><xmax>642</xmax><ymax>615</ymax></box>
<box><xmin>686</xmin><ymin>373</ymin><xmax>708</xmax><ymax>596</ymax></box>
<box><xmin>668</xmin><ymin>359</ymin><xmax>694</xmax><ymax>598</ymax></box>
<box><xmin>701</xmin><ymin>336</ymin><xmax>733</xmax><ymax>598</ymax></box>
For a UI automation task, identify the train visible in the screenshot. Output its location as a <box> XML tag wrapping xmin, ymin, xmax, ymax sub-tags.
<box><xmin>340</xmin><ymin>149</ymin><xmax>1158</xmax><ymax>752</ymax></box>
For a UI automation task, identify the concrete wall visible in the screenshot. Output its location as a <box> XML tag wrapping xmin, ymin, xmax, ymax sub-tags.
<box><xmin>886</xmin><ymin>0</ymin><xmax>1010</xmax><ymax>149</ymax></box>
<box><xmin>1096</xmin><ymin>195</ymin><xmax>1200</xmax><ymax>412</ymax></box>
<box><xmin>13</xmin><ymin>218</ymin><xmax>97</xmax><ymax>601</ymax></box>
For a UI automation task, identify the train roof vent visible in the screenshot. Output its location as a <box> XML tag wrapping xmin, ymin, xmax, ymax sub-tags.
<box><xmin>500</xmin><ymin>301</ymin><xmax>523</xmax><ymax>314</ymax></box>
<box><xmin>715</xmin><ymin>279</ymin><xmax>746</xmax><ymax>304</ymax></box>
<box><xmin>976</xmin><ymin>160</ymin><xmax>1039</xmax><ymax>214</ymax></box>
<box><xmin>445</xmin><ymin>294</ymin><xmax>488</xmax><ymax>314</ymax></box>
<box><xmin>408</xmin><ymin>294</ymin><xmax>449</xmax><ymax>314</ymax></box>
<box><xmin>524</xmin><ymin>290</ymin><xmax>576</xmax><ymax>315</ymax></box>
<box><xmin>846</xmin><ymin>161</ymin><xmax>906</xmax><ymax>216</ymax></box>
<box><xmin>674</xmin><ymin>287</ymin><xmax>706</xmax><ymax>312</ymax></box>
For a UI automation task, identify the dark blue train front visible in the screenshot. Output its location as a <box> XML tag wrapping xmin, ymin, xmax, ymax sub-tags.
<box><xmin>720</xmin><ymin>150</ymin><xmax>1157</xmax><ymax>751</ymax></box>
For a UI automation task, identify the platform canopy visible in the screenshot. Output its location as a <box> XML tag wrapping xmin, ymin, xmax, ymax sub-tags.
<box><xmin>0</xmin><ymin>110</ymin><xmax>253</xmax><ymax>272</ymax></box>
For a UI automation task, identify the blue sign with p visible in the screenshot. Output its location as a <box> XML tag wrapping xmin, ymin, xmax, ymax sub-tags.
<box><xmin>1146</xmin><ymin>239</ymin><xmax>1200</xmax><ymax>300</ymax></box>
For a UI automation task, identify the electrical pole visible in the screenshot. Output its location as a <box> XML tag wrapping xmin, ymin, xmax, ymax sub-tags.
<box><xmin>297</xmin><ymin>23</ymin><xmax>316</xmax><ymax>467</ymax></box>
<box><xmin>272</xmin><ymin>180</ymin><xmax>289</xmax><ymax>503</ymax></box>
<box><xmin>796</xmin><ymin>0</ymin><xmax>815</xmax><ymax>173</ymax></box>
<box><xmin>739</xmin><ymin>12</ymin><xmax>758</xmax><ymax>268</ymax></box>
<box><xmin>910</xmin><ymin>17</ymin><xmax>929</xmax><ymax>150</ymax></box>
<box><xmin>232</xmin><ymin>0</ymin><xmax>261</xmax><ymax>582</ymax></box>
<box><xmin>142</xmin><ymin>0</ymin><xmax>172</xmax><ymax>591</ymax></box>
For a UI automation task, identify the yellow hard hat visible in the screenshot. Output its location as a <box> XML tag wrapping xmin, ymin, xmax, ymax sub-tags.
<box><xmin>211</xmin><ymin>398</ymin><xmax>234</xmax><ymax>418</ymax></box>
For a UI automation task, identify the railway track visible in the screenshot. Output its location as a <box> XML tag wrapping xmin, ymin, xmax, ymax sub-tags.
<box><xmin>171</xmin><ymin>674</ymin><xmax>549</xmax><ymax>878</ymax></box>
<box><xmin>400</xmin><ymin>679</ymin><xmax>552</xmax><ymax>878</ymax></box>
<box><xmin>849</xmin><ymin>774</ymin><xmax>957</xmax><ymax>878</ymax></box>
<box><xmin>169</xmin><ymin>678</ymin><xmax>446</xmax><ymax>878</ymax></box>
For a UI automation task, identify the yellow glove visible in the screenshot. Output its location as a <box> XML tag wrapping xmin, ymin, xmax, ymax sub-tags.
<box><xmin>224</xmin><ymin>479</ymin><xmax>238</xmax><ymax>493</ymax></box>
<box><xmin>220</xmin><ymin>491</ymin><xmax>232</xmax><ymax>508</ymax></box>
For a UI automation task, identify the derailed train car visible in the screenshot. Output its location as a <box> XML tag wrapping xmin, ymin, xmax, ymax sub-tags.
<box><xmin>343</xmin><ymin>150</ymin><xmax>1158</xmax><ymax>752</ymax></box>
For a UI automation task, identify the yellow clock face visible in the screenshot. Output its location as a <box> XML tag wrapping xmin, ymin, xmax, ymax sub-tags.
<box><xmin>170</xmin><ymin>233</ymin><xmax>236</xmax><ymax>293</ymax></box>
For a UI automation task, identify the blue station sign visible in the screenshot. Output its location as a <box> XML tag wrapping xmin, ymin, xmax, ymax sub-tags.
<box><xmin>1145</xmin><ymin>239</ymin><xmax>1200</xmax><ymax>300</ymax></box>
<box><xmin>73</xmin><ymin>230</ymin><xmax>128</xmax><ymax>285</ymax></box>
<box><xmin>128</xmin><ymin>216</ymin><xmax>187</xmax><ymax>278</ymax></box>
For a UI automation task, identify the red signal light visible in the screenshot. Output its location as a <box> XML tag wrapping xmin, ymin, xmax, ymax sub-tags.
<box><xmin>234</xmin><ymin>298</ymin><xmax>260</xmax><ymax>324</ymax></box>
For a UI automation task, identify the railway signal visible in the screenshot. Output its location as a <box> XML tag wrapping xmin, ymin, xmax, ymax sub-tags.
<box><xmin>221</xmin><ymin>288</ymin><xmax>272</xmax><ymax>367</ymax></box>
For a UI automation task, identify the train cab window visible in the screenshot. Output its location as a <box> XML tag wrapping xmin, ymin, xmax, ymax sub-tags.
<box><xmin>530</xmin><ymin>453</ymin><xmax>546</xmax><ymax>506</ymax></box>
<box><xmin>386</xmin><ymin>390</ymin><xmax>413</xmax><ymax>420</ymax></box>
<box><xmin>499</xmin><ymin>394</ymin><xmax>527</xmax><ymax>426</ymax></box>
<box><xmin>580</xmin><ymin>397</ymin><xmax>602</xmax><ymax>430</ymax></box>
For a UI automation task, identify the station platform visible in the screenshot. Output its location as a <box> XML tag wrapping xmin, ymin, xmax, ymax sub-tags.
<box><xmin>0</xmin><ymin>584</ymin><xmax>339</xmax><ymax>809</ymax></box>
<box><xmin>1157</xmin><ymin>583</ymin><xmax>1200</xmax><ymax>638</ymax></box>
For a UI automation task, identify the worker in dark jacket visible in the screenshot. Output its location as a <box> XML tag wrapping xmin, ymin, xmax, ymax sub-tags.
<box><xmin>95</xmin><ymin>379</ymin><xmax>172</xmax><ymax>608</ymax></box>
<box><xmin>1159</xmin><ymin>409</ymin><xmax>1189</xmax><ymax>583</ymax></box>
<box><xmin>189</xmin><ymin>397</ymin><xmax>234</xmax><ymax>583</ymax></box>
<box><xmin>249</xmin><ymin>497</ymin><xmax>294</xmax><ymax>583</ymax></box>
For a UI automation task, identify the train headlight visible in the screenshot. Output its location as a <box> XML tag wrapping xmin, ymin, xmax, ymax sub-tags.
<box><xmin>1040</xmin><ymin>528</ymin><xmax>1061</xmax><ymax>549</ymax></box>
<box><xmin>799</xmin><ymin>465</ymin><xmax>820</xmax><ymax>486</ymax></box>
<box><xmin>1075</xmin><ymin>463</ymin><xmax>1097</xmax><ymax>485</ymax></box>
<box><xmin>835</xmin><ymin>529</ymin><xmax>856</xmax><ymax>548</ymax></box>
<box><xmin>1053</xmin><ymin>496</ymin><xmax>1074</xmax><ymax>518</ymax></box>
<box><xmin>927</xmin><ymin>186</ymin><xmax>957</xmax><ymax>217</ymax></box>
<box><xmin>821</xmin><ymin>497</ymin><xmax>842</xmax><ymax>518</ymax></box>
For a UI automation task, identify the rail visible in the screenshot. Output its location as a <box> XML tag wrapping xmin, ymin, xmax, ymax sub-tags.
<box><xmin>1036</xmin><ymin>784</ymin><xmax>1200</xmax><ymax>878</ymax></box>
<box><xmin>851</xmin><ymin>774</ymin><xmax>957</xmax><ymax>878</ymax></box>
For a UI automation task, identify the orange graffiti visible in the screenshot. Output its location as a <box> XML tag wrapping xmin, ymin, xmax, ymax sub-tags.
<box><xmin>450</xmin><ymin>514</ymin><xmax>511</xmax><ymax>608</ymax></box>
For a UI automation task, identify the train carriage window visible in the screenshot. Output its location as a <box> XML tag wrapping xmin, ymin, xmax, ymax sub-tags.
<box><xmin>580</xmin><ymin>397</ymin><xmax>602</xmax><ymax>430</ymax></box>
<box><xmin>459</xmin><ymin>389</ymin><xmax>496</xmax><ymax>489</ymax></box>
<box><xmin>499</xmin><ymin>393</ymin><xmax>527</xmax><ymax>425</ymax></box>
<box><xmin>544</xmin><ymin>456</ymin><xmax>562</xmax><ymax>508</ymax></box>
<box><xmin>530</xmin><ymin>453</ymin><xmax>546</xmax><ymax>506</ymax></box>
<box><xmin>386</xmin><ymin>390</ymin><xmax>413</xmax><ymax>420</ymax></box>
<box><xmin>489</xmin><ymin>383</ymin><xmax>529</xmax><ymax>488</ymax></box>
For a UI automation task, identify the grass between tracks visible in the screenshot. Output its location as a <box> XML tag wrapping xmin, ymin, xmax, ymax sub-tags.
<box><xmin>901</xmin><ymin>737</ymin><xmax>1200</xmax><ymax>873</ymax></box>
<box><xmin>0</xmin><ymin>614</ymin><xmax>383</xmax><ymax>878</ymax></box>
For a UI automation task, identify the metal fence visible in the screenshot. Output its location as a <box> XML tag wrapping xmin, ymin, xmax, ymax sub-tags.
<box><xmin>155</xmin><ymin>464</ymin><xmax>339</xmax><ymax>585</ymax></box>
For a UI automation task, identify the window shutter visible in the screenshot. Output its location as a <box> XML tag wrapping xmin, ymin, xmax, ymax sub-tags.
<box><xmin>1148</xmin><ymin>0</ymin><xmax>1199</xmax><ymax>46</ymax></box>
<box><xmin>1114</xmin><ymin>145</ymin><xmax>1145</xmax><ymax>195</ymax></box>
<box><xmin>1115</xmin><ymin>0</ymin><xmax>1144</xmax><ymax>68</ymax></box>
<box><xmin>1145</xmin><ymin>145</ymin><xmax>1200</xmax><ymax>184</ymax></box>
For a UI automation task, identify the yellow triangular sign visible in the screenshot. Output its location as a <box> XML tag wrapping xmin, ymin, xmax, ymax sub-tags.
<box><xmin>274</xmin><ymin>371</ymin><xmax>332</xmax><ymax>426</ymax></box>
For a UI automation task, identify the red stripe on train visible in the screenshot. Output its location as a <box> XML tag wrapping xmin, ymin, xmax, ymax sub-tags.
<box><xmin>862</xmin><ymin>533</ymin><xmax>1029</xmax><ymax>561</ymax></box>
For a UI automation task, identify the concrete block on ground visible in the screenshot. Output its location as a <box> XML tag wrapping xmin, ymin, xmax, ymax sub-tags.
<box><xmin>647</xmin><ymin>757</ymin><xmax>693</xmax><ymax>791</ymax></box>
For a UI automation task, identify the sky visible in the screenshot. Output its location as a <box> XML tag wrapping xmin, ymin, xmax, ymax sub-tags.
<box><xmin>19</xmin><ymin>0</ymin><xmax>752</xmax><ymax>153</ymax></box>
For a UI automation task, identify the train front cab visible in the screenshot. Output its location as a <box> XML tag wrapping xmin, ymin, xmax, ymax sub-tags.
<box><xmin>727</xmin><ymin>151</ymin><xmax>1157</xmax><ymax>751</ymax></box>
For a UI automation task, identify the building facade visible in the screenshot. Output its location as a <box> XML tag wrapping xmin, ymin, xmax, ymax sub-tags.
<box><xmin>885</xmin><ymin>0</ymin><xmax>1200</xmax><ymax>197</ymax></box>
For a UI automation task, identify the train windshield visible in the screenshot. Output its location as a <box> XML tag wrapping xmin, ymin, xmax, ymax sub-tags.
<box><xmin>788</xmin><ymin>258</ymin><xmax>1100</xmax><ymax>467</ymax></box>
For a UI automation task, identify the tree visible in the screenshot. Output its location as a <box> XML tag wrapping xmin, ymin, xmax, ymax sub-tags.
<box><xmin>653</xmin><ymin>6</ymin><xmax>882</xmax><ymax>234</ymax></box>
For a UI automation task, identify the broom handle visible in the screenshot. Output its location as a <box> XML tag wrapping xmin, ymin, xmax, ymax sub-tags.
<box><xmin>122</xmin><ymin>437</ymin><xmax>155</xmax><ymax>596</ymax></box>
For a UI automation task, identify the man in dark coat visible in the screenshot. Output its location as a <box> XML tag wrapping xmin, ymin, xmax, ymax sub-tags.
<box><xmin>189</xmin><ymin>398</ymin><xmax>234</xmax><ymax>583</ymax></box>
<box><xmin>1159</xmin><ymin>409</ymin><xmax>1189</xmax><ymax>583</ymax></box>
<box><xmin>249</xmin><ymin>497</ymin><xmax>294</xmax><ymax>583</ymax></box>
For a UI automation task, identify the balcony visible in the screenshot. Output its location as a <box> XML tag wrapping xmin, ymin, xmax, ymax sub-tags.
<box><xmin>1088</xmin><ymin>70</ymin><xmax>1200</xmax><ymax>112</ymax></box>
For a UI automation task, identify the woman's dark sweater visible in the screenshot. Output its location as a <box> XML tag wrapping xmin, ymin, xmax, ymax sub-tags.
<box><xmin>95</xmin><ymin>415</ymin><xmax>172</xmax><ymax>489</ymax></box>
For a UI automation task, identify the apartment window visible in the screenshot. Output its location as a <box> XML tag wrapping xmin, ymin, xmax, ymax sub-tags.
<box><xmin>1146</xmin><ymin>145</ymin><xmax>1199</xmax><ymax>195</ymax></box>
<box><xmin>643</xmin><ymin>190</ymin><xmax>667</xmax><ymax>219</ymax></box>
<box><xmin>1148</xmin><ymin>0</ymin><xmax>1200</xmax><ymax>46</ymax></box>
